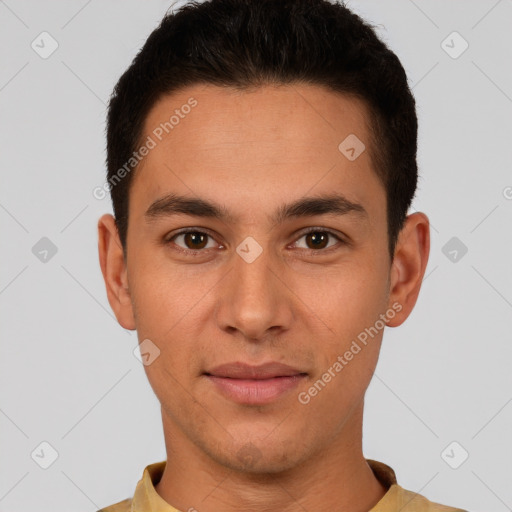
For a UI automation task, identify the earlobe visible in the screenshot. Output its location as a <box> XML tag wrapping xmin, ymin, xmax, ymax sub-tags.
<box><xmin>98</xmin><ymin>214</ymin><xmax>136</xmax><ymax>330</ymax></box>
<box><xmin>386</xmin><ymin>212</ymin><xmax>430</xmax><ymax>328</ymax></box>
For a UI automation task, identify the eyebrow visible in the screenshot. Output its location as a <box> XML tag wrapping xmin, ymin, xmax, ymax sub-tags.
<box><xmin>145</xmin><ymin>192</ymin><xmax>368</xmax><ymax>227</ymax></box>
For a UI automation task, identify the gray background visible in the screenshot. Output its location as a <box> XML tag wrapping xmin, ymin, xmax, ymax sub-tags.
<box><xmin>1</xmin><ymin>1</ymin><xmax>511</xmax><ymax>511</ymax></box>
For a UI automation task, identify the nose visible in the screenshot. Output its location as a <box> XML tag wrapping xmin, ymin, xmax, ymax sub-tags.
<box><xmin>214</xmin><ymin>244</ymin><xmax>294</xmax><ymax>343</ymax></box>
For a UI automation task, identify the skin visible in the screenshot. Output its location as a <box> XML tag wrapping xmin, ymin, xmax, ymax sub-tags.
<box><xmin>98</xmin><ymin>83</ymin><xmax>429</xmax><ymax>512</ymax></box>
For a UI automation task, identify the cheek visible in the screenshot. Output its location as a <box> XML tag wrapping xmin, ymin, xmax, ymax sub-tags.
<box><xmin>128</xmin><ymin>257</ymin><xmax>217</xmax><ymax>377</ymax></box>
<box><xmin>293</xmin><ymin>266</ymin><xmax>389</xmax><ymax>409</ymax></box>
<box><xmin>294</xmin><ymin>259</ymin><xmax>389</xmax><ymax>343</ymax></box>
<box><xmin>128</xmin><ymin>251</ymin><xmax>209</xmax><ymax>333</ymax></box>
<box><xmin>300</xmin><ymin>286</ymin><xmax>385</xmax><ymax>418</ymax></box>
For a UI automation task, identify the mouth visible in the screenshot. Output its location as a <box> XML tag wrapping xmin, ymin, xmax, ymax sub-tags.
<box><xmin>204</xmin><ymin>362</ymin><xmax>308</xmax><ymax>405</ymax></box>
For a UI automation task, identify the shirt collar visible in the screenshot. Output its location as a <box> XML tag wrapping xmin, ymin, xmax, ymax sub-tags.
<box><xmin>131</xmin><ymin>461</ymin><xmax>174</xmax><ymax>512</ymax></box>
<box><xmin>131</xmin><ymin>458</ymin><xmax>400</xmax><ymax>512</ymax></box>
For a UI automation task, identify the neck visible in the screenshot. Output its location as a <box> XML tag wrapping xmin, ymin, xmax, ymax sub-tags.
<box><xmin>154</xmin><ymin>402</ymin><xmax>387</xmax><ymax>512</ymax></box>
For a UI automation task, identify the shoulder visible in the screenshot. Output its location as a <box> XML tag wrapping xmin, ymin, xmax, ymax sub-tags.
<box><xmin>96</xmin><ymin>497</ymin><xmax>132</xmax><ymax>512</ymax></box>
<box><xmin>399</xmin><ymin>487</ymin><xmax>468</xmax><ymax>512</ymax></box>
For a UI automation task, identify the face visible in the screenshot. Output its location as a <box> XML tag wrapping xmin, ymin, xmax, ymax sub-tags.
<box><xmin>99</xmin><ymin>83</ymin><xmax>429</xmax><ymax>474</ymax></box>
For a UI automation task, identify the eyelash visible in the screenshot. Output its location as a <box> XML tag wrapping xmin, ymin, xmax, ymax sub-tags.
<box><xmin>165</xmin><ymin>227</ymin><xmax>346</xmax><ymax>256</ymax></box>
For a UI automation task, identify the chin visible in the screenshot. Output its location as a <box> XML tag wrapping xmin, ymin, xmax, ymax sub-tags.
<box><xmin>214</xmin><ymin>437</ymin><xmax>309</xmax><ymax>476</ymax></box>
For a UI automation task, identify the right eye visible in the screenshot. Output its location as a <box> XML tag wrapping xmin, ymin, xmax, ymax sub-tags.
<box><xmin>166</xmin><ymin>229</ymin><xmax>222</xmax><ymax>254</ymax></box>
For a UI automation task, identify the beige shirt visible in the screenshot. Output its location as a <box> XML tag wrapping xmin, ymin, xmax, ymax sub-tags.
<box><xmin>98</xmin><ymin>459</ymin><xmax>467</xmax><ymax>512</ymax></box>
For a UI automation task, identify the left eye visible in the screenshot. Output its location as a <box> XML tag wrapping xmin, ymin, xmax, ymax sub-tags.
<box><xmin>293</xmin><ymin>230</ymin><xmax>342</xmax><ymax>251</ymax></box>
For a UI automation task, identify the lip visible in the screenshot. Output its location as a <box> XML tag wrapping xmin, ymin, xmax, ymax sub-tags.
<box><xmin>206</xmin><ymin>362</ymin><xmax>305</xmax><ymax>379</ymax></box>
<box><xmin>204</xmin><ymin>362</ymin><xmax>307</xmax><ymax>405</ymax></box>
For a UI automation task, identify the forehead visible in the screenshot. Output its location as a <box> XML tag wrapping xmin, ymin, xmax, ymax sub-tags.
<box><xmin>141</xmin><ymin>83</ymin><xmax>373</xmax><ymax>153</ymax></box>
<box><xmin>130</xmin><ymin>83</ymin><xmax>384</xmax><ymax>225</ymax></box>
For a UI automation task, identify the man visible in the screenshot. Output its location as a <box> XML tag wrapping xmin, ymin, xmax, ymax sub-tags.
<box><xmin>97</xmin><ymin>0</ymin><xmax>467</xmax><ymax>510</ymax></box>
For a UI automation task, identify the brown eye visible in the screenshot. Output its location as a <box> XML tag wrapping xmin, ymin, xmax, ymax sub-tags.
<box><xmin>183</xmin><ymin>232</ymin><xmax>208</xmax><ymax>249</ymax></box>
<box><xmin>169</xmin><ymin>230</ymin><xmax>217</xmax><ymax>252</ymax></box>
<box><xmin>305</xmin><ymin>232</ymin><xmax>329</xmax><ymax>249</ymax></box>
<box><xmin>294</xmin><ymin>230</ymin><xmax>342</xmax><ymax>251</ymax></box>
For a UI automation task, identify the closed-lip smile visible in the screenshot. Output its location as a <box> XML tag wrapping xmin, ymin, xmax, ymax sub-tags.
<box><xmin>204</xmin><ymin>361</ymin><xmax>308</xmax><ymax>405</ymax></box>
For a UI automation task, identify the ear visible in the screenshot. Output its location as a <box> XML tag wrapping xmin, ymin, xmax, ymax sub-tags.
<box><xmin>98</xmin><ymin>214</ymin><xmax>136</xmax><ymax>330</ymax></box>
<box><xmin>386</xmin><ymin>212</ymin><xmax>430</xmax><ymax>327</ymax></box>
